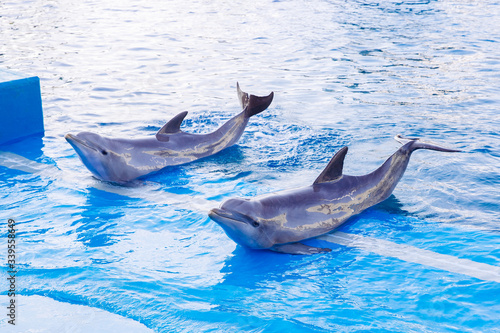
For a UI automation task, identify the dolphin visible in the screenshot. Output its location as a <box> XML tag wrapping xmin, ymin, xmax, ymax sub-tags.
<box><xmin>65</xmin><ymin>83</ymin><xmax>274</xmax><ymax>183</ymax></box>
<box><xmin>209</xmin><ymin>135</ymin><xmax>461</xmax><ymax>255</ymax></box>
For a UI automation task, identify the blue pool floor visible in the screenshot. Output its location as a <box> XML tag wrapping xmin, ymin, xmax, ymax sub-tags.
<box><xmin>1</xmin><ymin>133</ymin><xmax>499</xmax><ymax>332</ymax></box>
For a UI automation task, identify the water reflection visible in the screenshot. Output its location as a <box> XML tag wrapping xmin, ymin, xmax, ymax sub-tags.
<box><xmin>74</xmin><ymin>186</ymin><xmax>136</xmax><ymax>248</ymax></box>
<box><xmin>2</xmin><ymin>0</ymin><xmax>500</xmax><ymax>331</ymax></box>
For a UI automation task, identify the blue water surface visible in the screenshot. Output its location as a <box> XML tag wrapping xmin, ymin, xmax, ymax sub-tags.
<box><xmin>1</xmin><ymin>0</ymin><xmax>500</xmax><ymax>332</ymax></box>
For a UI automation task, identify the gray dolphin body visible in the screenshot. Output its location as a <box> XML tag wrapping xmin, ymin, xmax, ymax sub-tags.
<box><xmin>209</xmin><ymin>136</ymin><xmax>460</xmax><ymax>254</ymax></box>
<box><xmin>65</xmin><ymin>84</ymin><xmax>273</xmax><ymax>183</ymax></box>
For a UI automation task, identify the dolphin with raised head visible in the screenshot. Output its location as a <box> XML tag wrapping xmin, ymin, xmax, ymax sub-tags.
<box><xmin>65</xmin><ymin>83</ymin><xmax>274</xmax><ymax>183</ymax></box>
<box><xmin>209</xmin><ymin>135</ymin><xmax>461</xmax><ymax>255</ymax></box>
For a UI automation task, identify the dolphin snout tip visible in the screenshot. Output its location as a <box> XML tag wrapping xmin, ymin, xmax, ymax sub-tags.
<box><xmin>208</xmin><ymin>209</ymin><xmax>223</xmax><ymax>225</ymax></box>
<box><xmin>65</xmin><ymin>133</ymin><xmax>76</xmax><ymax>142</ymax></box>
<box><xmin>208</xmin><ymin>208</ymin><xmax>222</xmax><ymax>218</ymax></box>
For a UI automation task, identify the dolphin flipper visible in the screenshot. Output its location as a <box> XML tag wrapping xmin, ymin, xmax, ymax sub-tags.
<box><xmin>271</xmin><ymin>242</ymin><xmax>332</xmax><ymax>255</ymax></box>
<box><xmin>237</xmin><ymin>82</ymin><xmax>274</xmax><ymax>118</ymax></box>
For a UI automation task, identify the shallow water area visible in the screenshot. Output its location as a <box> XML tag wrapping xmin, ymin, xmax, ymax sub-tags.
<box><xmin>1</xmin><ymin>0</ymin><xmax>500</xmax><ymax>332</ymax></box>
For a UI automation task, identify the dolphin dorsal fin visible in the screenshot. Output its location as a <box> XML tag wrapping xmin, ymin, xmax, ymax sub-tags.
<box><xmin>156</xmin><ymin>111</ymin><xmax>188</xmax><ymax>141</ymax></box>
<box><xmin>313</xmin><ymin>147</ymin><xmax>348</xmax><ymax>185</ymax></box>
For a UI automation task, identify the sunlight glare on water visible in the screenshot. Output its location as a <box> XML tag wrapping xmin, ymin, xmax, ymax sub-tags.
<box><xmin>1</xmin><ymin>0</ymin><xmax>500</xmax><ymax>332</ymax></box>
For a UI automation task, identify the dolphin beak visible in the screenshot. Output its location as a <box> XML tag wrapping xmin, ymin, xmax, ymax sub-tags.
<box><xmin>65</xmin><ymin>134</ymin><xmax>97</xmax><ymax>151</ymax></box>
<box><xmin>65</xmin><ymin>133</ymin><xmax>111</xmax><ymax>181</ymax></box>
<box><xmin>65</xmin><ymin>134</ymin><xmax>108</xmax><ymax>154</ymax></box>
<box><xmin>209</xmin><ymin>208</ymin><xmax>232</xmax><ymax>224</ymax></box>
<box><xmin>209</xmin><ymin>208</ymin><xmax>254</xmax><ymax>225</ymax></box>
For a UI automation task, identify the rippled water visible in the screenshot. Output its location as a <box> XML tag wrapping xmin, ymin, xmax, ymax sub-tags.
<box><xmin>1</xmin><ymin>0</ymin><xmax>500</xmax><ymax>332</ymax></box>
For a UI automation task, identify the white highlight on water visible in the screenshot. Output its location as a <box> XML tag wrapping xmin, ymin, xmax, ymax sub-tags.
<box><xmin>319</xmin><ymin>232</ymin><xmax>500</xmax><ymax>283</ymax></box>
<box><xmin>0</xmin><ymin>150</ymin><xmax>215</xmax><ymax>212</ymax></box>
<box><xmin>0</xmin><ymin>151</ymin><xmax>56</xmax><ymax>173</ymax></box>
<box><xmin>0</xmin><ymin>295</ymin><xmax>152</xmax><ymax>332</ymax></box>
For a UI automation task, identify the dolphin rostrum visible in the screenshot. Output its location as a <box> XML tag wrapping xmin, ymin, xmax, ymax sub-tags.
<box><xmin>209</xmin><ymin>136</ymin><xmax>460</xmax><ymax>255</ymax></box>
<box><xmin>65</xmin><ymin>83</ymin><xmax>274</xmax><ymax>183</ymax></box>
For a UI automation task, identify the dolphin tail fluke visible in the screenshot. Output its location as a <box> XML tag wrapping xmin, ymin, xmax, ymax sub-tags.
<box><xmin>237</xmin><ymin>82</ymin><xmax>249</xmax><ymax>109</ymax></box>
<box><xmin>394</xmin><ymin>135</ymin><xmax>461</xmax><ymax>153</ymax></box>
<box><xmin>236</xmin><ymin>82</ymin><xmax>274</xmax><ymax>118</ymax></box>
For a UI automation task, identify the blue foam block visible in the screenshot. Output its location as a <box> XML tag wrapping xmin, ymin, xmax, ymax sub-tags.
<box><xmin>0</xmin><ymin>69</ymin><xmax>44</xmax><ymax>145</ymax></box>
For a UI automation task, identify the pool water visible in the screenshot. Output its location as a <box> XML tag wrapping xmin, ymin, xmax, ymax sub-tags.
<box><xmin>1</xmin><ymin>0</ymin><xmax>500</xmax><ymax>332</ymax></box>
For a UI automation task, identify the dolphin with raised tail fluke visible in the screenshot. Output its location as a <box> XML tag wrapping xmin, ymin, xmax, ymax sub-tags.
<box><xmin>209</xmin><ymin>135</ymin><xmax>461</xmax><ymax>255</ymax></box>
<box><xmin>65</xmin><ymin>83</ymin><xmax>274</xmax><ymax>183</ymax></box>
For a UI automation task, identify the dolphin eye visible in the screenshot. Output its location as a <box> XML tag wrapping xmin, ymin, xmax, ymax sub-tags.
<box><xmin>101</xmin><ymin>150</ymin><xmax>108</xmax><ymax>155</ymax></box>
<box><xmin>252</xmin><ymin>221</ymin><xmax>260</xmax><ymax>227</ymax></box>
